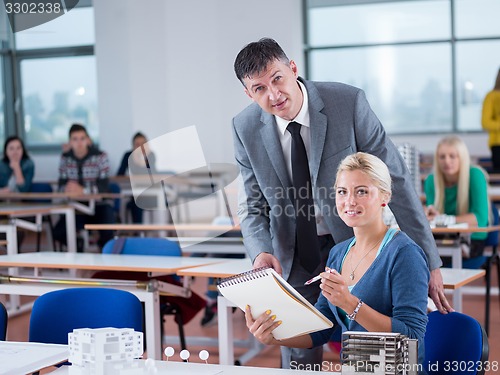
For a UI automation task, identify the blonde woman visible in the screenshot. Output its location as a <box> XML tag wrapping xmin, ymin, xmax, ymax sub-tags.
<box><xmin>482</xmin><ymin>68</ymin><xmax>500</xmax><ymax>172</ymax></box>
<box><xmin>425</xmin><ymin>136</ymin><xmax>489</xmax><ymax>258</ymax></box>
<box><xmin>245</xmin><ymin>152</ymin><xmax>429</xmax><ymax>368</ymax></box>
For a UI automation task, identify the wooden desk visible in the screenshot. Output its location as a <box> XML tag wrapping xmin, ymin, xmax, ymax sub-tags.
<box><xmin>0</xmin><ymin>341</ymin><xmax>68</xmax><ymax>375</ymax></box>
<box><xmin>0</xmin><ymin>192</ymin><xmax>121</xmax><ymax>216</ymax></box>
<box><xmin>432</xmin><ymin>225</ymin><xmax>498</xmax><ymax>311</ymax></box>
<box><xmin>177</xmin><ymin>259</ymin><xmax>485</xmax><ymax>365</ymax></box>
<box><xmin>85</xmin><ymin>224</ymin><xmax>243</xmax><ymax>253</ymax></box>
<box><xmin>0</xmin><ymin>252</ymin><xmax>224</xmax><ymax>360</ymax></box>
<box><xmin>85</xmin><ymin>223</ymin><xmax>240</xmax><ymax>232</ymax></box>
<box><xmin>0</xmin><ymin>203</ymin><xmax>77</xmax><ymax>312</ymax></box>
<box><xmin>0</xmin><ymin>203</ymin><xmax>77</xmax><ymax>254</ymax></box>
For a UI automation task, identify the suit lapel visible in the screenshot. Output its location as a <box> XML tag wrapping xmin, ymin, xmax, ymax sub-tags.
<box><xmin>259</xmin><ymin>111</ymin><xmax>292</xmax><ymax>189</ymax></box>
<box><xmin>304</xmin><ymin>79</ymin><xmax>327</xmax><ymax>184</ymax></box>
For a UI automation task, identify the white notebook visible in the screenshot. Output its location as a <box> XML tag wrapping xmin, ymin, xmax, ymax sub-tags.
<box><xmin>217</xmin><ymin>267</ymin><xmax>333</xmax><ymax>340</ymax></box>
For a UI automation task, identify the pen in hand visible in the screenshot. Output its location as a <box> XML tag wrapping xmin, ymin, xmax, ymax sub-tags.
<box><xmin>304</xmin><ymin>268</ymin><xmax>335</xmax><ymax>285</ymax></box>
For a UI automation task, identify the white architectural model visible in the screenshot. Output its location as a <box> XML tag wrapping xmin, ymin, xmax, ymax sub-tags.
<box><xmin>341</xmin><ymin>331</ymin><xmax>418</xmax><ymax>375</ymax></box>
<box><xmin>68</xmin><ymin>327</ymin><xmax>143</xmax><ymax>366</ymax></box>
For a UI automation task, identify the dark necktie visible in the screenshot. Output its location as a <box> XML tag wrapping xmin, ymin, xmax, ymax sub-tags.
<box><xmin>286</xmin><ymin>121</ymin><xmax>320</xmax><ymax>273</ymax></box>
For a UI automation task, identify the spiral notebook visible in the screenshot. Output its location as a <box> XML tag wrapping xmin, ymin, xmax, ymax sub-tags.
<box><xmin>217</xmin><ymin>267</ymin><xmax>333</xmax><ymax>340</ymax></box>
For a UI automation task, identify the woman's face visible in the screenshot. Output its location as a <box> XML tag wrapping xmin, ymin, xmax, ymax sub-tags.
<box><xmin>437</xmin><ymin>143</ymin><xmax>460</xmax><ymax>179</ymax></box>
<box><xmin>335</xmin><ymin>169</ymin><xmax>385</xmax><ymax>229</ymax></box>
<box><xmin>6</xmin><ymin>139</ymin><xmax>23</xmax><ymax>162</ymax></box>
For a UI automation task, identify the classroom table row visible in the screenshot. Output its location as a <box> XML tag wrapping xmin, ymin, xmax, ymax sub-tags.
<box><xmin>0</xmin><ymin>252</ymin><xmax>485</xmax><ymax>365</ymax></box>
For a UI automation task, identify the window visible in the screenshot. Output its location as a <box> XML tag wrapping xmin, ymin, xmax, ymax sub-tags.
<box><xmin>21</xmin><ymin>55</ymin><xmax>98</xmax><ymax>146</ymax></box>
<box><xmin>15</xmin><ymin>7</ymin><xmax>95</xmax><ymax>49</ymax></box>
<box><xmin>0</xmin><ymin>3</ymin><xmax>96</xmax><ymax>147</ymax></box>
<box><xmin>0</xmin><ymin>57</ymin><xmax>4</xmax><ymax>147</ymax></box>
<box><xmin>306</xmin><ymin>0</ymin><xmax>500</xmax><ymax>134</ymax></box>
<box><xmin>310</xmin><ymin>43</ymin><xmax>452</xmax><ymax>133</ymax></box>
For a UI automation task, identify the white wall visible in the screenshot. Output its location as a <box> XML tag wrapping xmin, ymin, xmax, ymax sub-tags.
<box><xmin>32</xmin><ymin>0</ymin><xmax>490</xmax><ymax>181</ymax></box>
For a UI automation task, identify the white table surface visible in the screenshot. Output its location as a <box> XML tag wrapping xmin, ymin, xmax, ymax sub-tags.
<box><xmin>50</xmin><ymin>359</ymin><xmax>335</xmax><ymax>375</ymax></box>
<box><xmin>0</xmin><ymin>252</ymin><xmax>225</xmax><ymax>361</ymax></box>
<box><xmin>0</xmin><ymin>252</ymin><xmax>224</xmax><ymax>273</ymax></box>
<box><xmin>0</xmin><ymin>341</ymin><xmax>68</xmax><ymax>375</ymax></box>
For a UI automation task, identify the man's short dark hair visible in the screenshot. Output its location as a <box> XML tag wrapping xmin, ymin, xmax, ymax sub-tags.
<box><xmin>234</xmin><ymin>38</ymin><xmax>289</xmax><ymax>86</ymax></box>
<box><xmin>69</xmin><ymin>123</ymin><xmax>88</xmax><ymax>137</ymax></box>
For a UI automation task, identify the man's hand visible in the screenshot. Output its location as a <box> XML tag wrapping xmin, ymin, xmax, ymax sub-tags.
<box><xmin>429</xmin><ymin>268</ymin><xmax>454</xmax><ymax>314</ymax></box>
<box><xmin>253</xmin><ymin>253</ymin><xmax>282</xmax><ymax>275</ymax></box>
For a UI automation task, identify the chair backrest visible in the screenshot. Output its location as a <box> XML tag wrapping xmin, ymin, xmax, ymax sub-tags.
<box><xmin>102</xmin><ymin>237</ymin><xmax>182</xmax><ymax>257</ymax></box>
<box><xmin>30</xmin><ymin>182</ymin><xmax>53</xmax><ymax>203</ymax></box>
<box><xmin>0</xmin><ymin>301</ymin><xmax>7</xmax><ymax>341</ymax></box>
<box><xmin>29</xmin><ymin>288</ymin><xmax>143</xmax><ymax>345</ymax></box>
<box><xmin>108</xmin><ymin>182</ymin><xmax>122</xmax><ymax>215</ymax></box>
<box><xmin>424</xmin><ymin>311</ymin><xmax>489</xmax><ymax>375</ymax></box>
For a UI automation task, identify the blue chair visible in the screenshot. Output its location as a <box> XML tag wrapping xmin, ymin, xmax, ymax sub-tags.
<box><xmin>424</xmin><ymin>311</ymin><xmax>489</xmax><ymax>375</ymax></box>
<box><xmin>29</xmin><ymin>288</ymin><xmax>143</xmax><ymax>345</ymax></box>
<box><xmin>463</xmin><ymin>202</ymin><xmax>500</xmax><ymax>334</ymax></box>
<box><xmin>0</xmin><ymin>301</ymin><xmax>7</xmax><ymax>341</ymax></box>
<box><xmin>30</xmin><ymin>182</ymin><xmax>56</xmax><ymax>252</ymax></box>
<box><xmin>94</xmin><ymin>237</ymin><xmax>206</xmax><ymax>351</ymax></box>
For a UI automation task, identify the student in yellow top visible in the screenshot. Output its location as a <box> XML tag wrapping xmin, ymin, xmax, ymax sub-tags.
<box><xmin>482</xmin><ymin>68</ymin><xmax>500</xmax><ymax>172</ymax></box>
<box><xmin>424</xmin><ymin>136</ymin><xmax>489</xmax><ymax>259</ymax></box>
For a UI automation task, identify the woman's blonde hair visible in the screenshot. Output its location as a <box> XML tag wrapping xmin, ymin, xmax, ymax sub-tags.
<box><xmin>433</xmin><ymin>136</ymin><xmax>471</xmax><ymax>215</ymax></box>
<box><xmin>336</xmin><ymin>152</ymin><xmax>392</xmax><ymax>201</ymax></box>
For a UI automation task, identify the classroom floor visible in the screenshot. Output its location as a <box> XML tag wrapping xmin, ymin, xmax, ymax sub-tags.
<box><xmin>3</xmin><ymin>233</ymin><xmax>500</xmax><ymax>373</ymax></box>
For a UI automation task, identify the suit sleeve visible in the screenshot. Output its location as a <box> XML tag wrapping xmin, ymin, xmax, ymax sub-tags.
<box><xmin>353</xmin><ymin>90</ymin><xmax>442</xmax><ymax>270</ymax></box>
<box><xmin>232</xmin><ymin>120</ymin><xmax>273</xmax><ymax>263</ymax></box>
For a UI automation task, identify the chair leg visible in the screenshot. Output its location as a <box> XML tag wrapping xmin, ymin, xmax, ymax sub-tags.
<box><xmin>485</xmin><ymin>258</ymin><xmax>492</xmax><ymax>335</ymax></box>
<box><xmin>176</xmin><ymin>310</ymin><xmax>187</xmax><ymax>351</ymax></box>
<box><xmin>36</xmin><ymin>231</ymin><xmax>42</xmax><ymax>252</ymax></box>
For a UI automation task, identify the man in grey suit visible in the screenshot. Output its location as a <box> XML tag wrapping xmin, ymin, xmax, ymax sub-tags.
<box><xmin>232</xmin><ymin>38</ymin><xmax>451</xmax><ymax>368</ymax></box>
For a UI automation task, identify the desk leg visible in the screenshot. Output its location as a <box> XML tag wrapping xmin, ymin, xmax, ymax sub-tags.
<box><xmin>437</xmin><ymin>245</ymin><xmax>463</xmax><ymax>312</ymax></box>
<box><xmin>143</xmin><ymin>290</ymin><xmax>162</xmax><ymax>360</ymax></box>
<box><xmin>0</xmin><ymin>224</ymin><xmax>20</xmax><ymax>311</ymax></box>
<box><xmin>451</xmin><ymin>247</ymin><xmax>463</xmax><ymax>312</ymax></box>
<box><xmin>64</xmin><ymin>208</ymin><xmax>77</xmax><ymax>253</ymax></box>
<box><xmin>218</xmin><ymin>295</ymin><xmax>234</xmax><ymax>365</ymax></box>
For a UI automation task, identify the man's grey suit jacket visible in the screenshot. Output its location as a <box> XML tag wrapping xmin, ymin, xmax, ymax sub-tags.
<box><xmin>232</xmin><ymin>78</ymin><xmax>441</xmax><ymax>280</ymax></box>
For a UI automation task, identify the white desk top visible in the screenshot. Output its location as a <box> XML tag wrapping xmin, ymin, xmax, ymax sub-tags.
<box><xmin>0</xmin><ymin>252</ymin><xmax>224</xmax><ymax>273</ymax></box>
<box><xmin>0</xmin><ymin>203</ymin><xmax>70</xmax><ymax>216</ymax></box>
<box><xmin>177</xmin><ymin>258</ymin><xmax>252</xmax><ymax>278</ymax></box>
<box><xmin>0</xmin><ymin>341</ymin><xmax>68</xmax><ymax>375</ymax></box>
<box><xmin>177</xmin><ymin>259</ymin><xmax>485</xmax><ymax>289</ymax></box>
<box><xmin>51</xmin><ymin>360</ymin><xmax>331</xmax><ymax>375</ymax></box>
<box><xmin>440</xmin><ymin>268</ymin><xmax>485</xmax><ymax>289</ymax></box>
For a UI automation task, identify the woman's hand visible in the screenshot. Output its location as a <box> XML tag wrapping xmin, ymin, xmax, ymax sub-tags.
<box><xmin>425</xmin><ymin>205</ymin><xmax>439</xmax><ymax>221</ymax></box>
<box><xmin>320</xmin><ymin>268</ymin><xmax>358</xmax><ymax>313</ymax></box>
<box><xmin>244</xmin><ymin>305</ymin><xmax>282</xmax><ymax>346</ymax></box>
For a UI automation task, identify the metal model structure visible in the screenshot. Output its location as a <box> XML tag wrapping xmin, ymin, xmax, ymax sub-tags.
<box><xmin>341</xmin><ymin>331</ymin><xmax>418</xmax><ymax>375</ymax></box>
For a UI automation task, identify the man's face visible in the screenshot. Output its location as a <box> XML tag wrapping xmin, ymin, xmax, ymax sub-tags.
<box><xmin>69</xmin><ymin>130</ymin><xmax>91</xmax><ymax>158</ymax></box>
<box><xmin>242</xmin><ymin>59</ymin><xmax>303</xmax><ymax>121</ymax></box>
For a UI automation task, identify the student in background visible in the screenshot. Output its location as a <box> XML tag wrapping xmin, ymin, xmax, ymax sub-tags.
<box><xmin>482</xmin><ymin>68</ymin><xmax>500</xmax><ymax>172</ymax></box>
<box><xmin>52</xmin><ymin>123</ymin><xmax>115</xmax><ymax>251</ymax></box>
<box><xmin>424</xmin><ymin>136</ymin><xmax>489</xmax><ymax>259</ymax></box>
<box><xmin>117</xmin><ymin>132</ymin><xmax>156</xmax><ymax>223</ymax></box>
<box><xmin>245</xmin><ymin>152</ymin><xmax>429</xmax><ymax>367</ymax></box>
<box><xmin>0</xmin><ymin>136</ymin><xmax>34</xmax><ymax>193</ymax></box>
